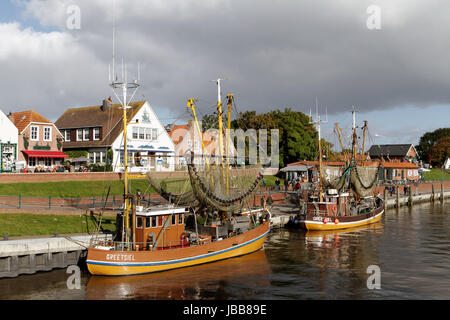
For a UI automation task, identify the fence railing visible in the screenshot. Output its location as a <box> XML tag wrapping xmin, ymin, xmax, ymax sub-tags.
<box><xmin>0</xmin><ymin>193</ymin><xmax>161</xmax><ymax>211</ymax></box>
<box><xmin>0</xmin><ymin>187</ymin><xmax>282</xmax><ymax>211</ymax></box>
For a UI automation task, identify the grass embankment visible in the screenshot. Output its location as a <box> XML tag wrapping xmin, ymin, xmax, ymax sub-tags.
<box><xmin>0</xmin><ymin>175</ymin><xmax>281</xmax><ymax>198</ymax></box>
<box><xmin>423</xmin><ymin>169</ymin><xmax>450</xmax><ymax>181</ymax></box>
<box><xmin>0</xmin><ymin>214</ymin><xmax>116</xmax><ymax>237</ymax></box>
<box><xmin>0</xmin><ymin>179</ymin><xmax>154</xmax><ymax>197</ymax></box>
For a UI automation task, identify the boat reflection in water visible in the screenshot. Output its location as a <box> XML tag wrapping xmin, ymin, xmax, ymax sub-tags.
<box><xmin>303</xmin><ymin>222</ymin><xmax>383</xmax><ymax>272</ymax></box>
<box><xmin>86</xmin><ymin>249</ymin><xmax>271</xmax><ymax>300</ymax></box>
<box><xmin>304</xmin><ymin>221</ymin><xmax>383</xmax><ymax>248</ymax></box>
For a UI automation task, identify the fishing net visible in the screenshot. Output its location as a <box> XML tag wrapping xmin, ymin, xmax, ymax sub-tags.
<box><xmin>188</xmin><ymin>162</ymin><xmax>263</xmax><ymax>212</ymax></box>
<box><xmin>350</xmin><ymin>164</ymin><xmax>379</xmax><ymax>197</ymax></box>
<box><xmin>146</xmin><ymin>172</ymin><xmax>199</xmax><ymax>206</ymax></box>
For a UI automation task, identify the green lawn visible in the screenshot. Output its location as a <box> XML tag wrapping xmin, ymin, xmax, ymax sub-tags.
<box><xmin>0</xmin><ymin>175</ymin><xmax>280</xmax><ymax>198</ymax></box>
<box><xmin>0</xmin><ymin>179</ymin><xmax>154</xmax><ymax>198</ymax></box>
<box><xmin>423</xmin><ymin>169</ymin><xmax>450</xmax><ymax>181</ymax></box>
<box><xmin>0</xmin><ymin>214</ymin><xmax>116</xmax><ymax>237</ymax></box>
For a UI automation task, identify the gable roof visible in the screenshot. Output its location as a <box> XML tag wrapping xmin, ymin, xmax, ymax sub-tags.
<box><xmin>8</xmin><ymin>110</ymin><xmax>52</xmax><ymax>133</ymax></box>
<box><xmin>55</xmin><ymin>101</ymin><xmax>146</xmax><ymax>148</ymax></box>
<box><xmin>368</xmin><ymin>144</ymin><xmax>414</xmax><ymax>158</ymax></box>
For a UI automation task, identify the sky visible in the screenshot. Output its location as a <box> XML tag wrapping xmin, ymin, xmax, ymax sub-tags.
<box><xmin>0</xmin><ymin>0</ymin><xmax>449</xmax><ymax>150</ymax></box>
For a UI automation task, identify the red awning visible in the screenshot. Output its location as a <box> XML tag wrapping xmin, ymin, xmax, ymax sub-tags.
<box><xmin>22</xmin><ymin>150</ymin><xmax>69</xmax><ymax>158</ymax></box>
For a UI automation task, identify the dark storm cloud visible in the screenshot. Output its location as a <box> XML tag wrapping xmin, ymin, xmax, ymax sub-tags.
<box><xmin>3</xmin><ymin>0</ymin><xmax>450</xmax><ymax>121</ymax></box>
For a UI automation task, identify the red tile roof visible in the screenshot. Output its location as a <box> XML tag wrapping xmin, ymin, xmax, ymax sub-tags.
<box><xmin>8</xmin><ymin>110</ymin><xmax>52</xmax><ymax>133</ymax></box>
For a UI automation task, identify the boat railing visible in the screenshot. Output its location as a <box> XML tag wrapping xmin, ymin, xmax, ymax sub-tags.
<box><xmin>90</xmin><ymin>239</ymin><xmax>197</xmax><ymax>251</ymax></box>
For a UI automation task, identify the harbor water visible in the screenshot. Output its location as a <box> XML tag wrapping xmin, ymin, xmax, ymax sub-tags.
<box><xmin>0</xmin><ymin>201</ymin><xmax>449</xmax><ymax>300</ymax></box>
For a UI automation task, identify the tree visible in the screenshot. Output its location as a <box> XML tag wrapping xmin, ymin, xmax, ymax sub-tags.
<box><xmin>416</xmin><ymin>128</ymin><xmax>450</xmax><ymax>165</ymax></box>
<box><xmin>430</xmin><ymin>136</ymin><xmax>450</xmax><ymax>167</ymax></box>
<box><xmin>231</xmin><ymin>108</ymin><xmax>330</xmax><ymax>167</ymax></box>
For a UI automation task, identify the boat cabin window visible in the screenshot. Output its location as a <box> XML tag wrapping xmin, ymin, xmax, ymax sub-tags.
<box><xmin>151</xmin><ymin>216</ymin><xmax>157</xmax><ymax>227</ymax></box>
<box><xmin>137</xmin><ymin>217</ymin><xmax>143</xmax><ymax>228</ymax></box>
<box><xmin>158</xmin><ymin>216</ymin><xmax>163</xmax><ymax>226</ymax></box>
<box><xmin>172</xmin><ymin>214</ymin><xmax>176</xmax><ymax>225</ymax></box>
<box><xmin>145</xmin><ymin>217</ymin><xmax>150</xmax><ymax>228</ymax></box>
<box><xmin>178</xmin><ymin>214</ymin><xmax>183</xmax><ymax>224</ymax></box>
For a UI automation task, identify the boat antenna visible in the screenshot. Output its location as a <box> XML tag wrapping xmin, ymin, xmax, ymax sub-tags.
<box><xmin>310</xmin><ymin>97</ymin><xmax>328</xmax><ymax>202</ymax></box>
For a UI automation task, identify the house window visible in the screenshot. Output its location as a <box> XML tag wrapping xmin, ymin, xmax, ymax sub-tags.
<box><xmin>30</xmin><ymin>126</ymin><xmax>39</xmax><ymax>141</ymax></box>
<box><xmin>44</xmin><ymin>158</ymin><xmax>52</xmax><ymax>167</ymax></box>
<box><xmin>145</xmin><ymin>128</ymin><xmax>151</xmax><ymax>140</ymax></box>
<box><xmin>64</xmin><ymin>130</ymin><xmax>71</xmax><ymax>142</ymax></box>
<box><xmin>44</xmin><ymin>127</ymin><xmax>51</xmax><ymax>141</ymax></box>
<box><xmin>152</xmin><ymin>128</ymin><xmax>158</xmax><ymax>141</ymax></box>
<box><xmin>77</xmin><ymin>129</ymin><xmax>83</xmax><ymax>141</ymax></box>
<box><xmin>89</xmin><ymin>152</ymin><xmax>95</xmax><ymax>163</ymax></box>
<box><xmin>28</xmin><ymin>157</ymin><xmax>36</xmax><ymax>167</ymax></box>
<box><xmin>83</xmin><ymin>128</ymin><xmax>89</xmax><ymax>141</ymax></box>
<box><xmin>93</xmin><ymin>128</ymin><xmax>100</xmax><ymax>140</ymax></box>
<box><xmin>132</xmin><ymin>127</ymin><xmax>138</xmax><ymax>139</ymax></box>
<box><xmin>139</xmin><ymin>128</ymin><xmax>145</xmax><ymax>140</ymax></box>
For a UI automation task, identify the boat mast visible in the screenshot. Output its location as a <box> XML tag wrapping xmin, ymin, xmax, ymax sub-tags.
<box><xmin>334</xmin><ymin>122</ymin><xmax>346</xmax><ymax>160</ymax></box>
<box><xmin>226</xmin><ymin>94</ymin><xmax>233</xmax><ymax>196</ymax></box>
<box><xmin>351</xmin><ymin>106</ymin><xmax>357</xmax><ymax>161</ymax></box>
<box><xmin>187</xmin><ymin>98</ymin><xmax>212</xmax><ymax>176</ymax></box>
<box><xmin>215</xmin><ymin>78</ymin><xmax>226</xmax><ymax>184</ymax></box>
<box><xmin>361</xmin><ymin>120</ymin><xmax>368</xmax><ymax>164</ymax></box>
<box><xmin>109</xmin><ymin>1</ymin><xmax>140</xmax><ymax>249</ymax></box>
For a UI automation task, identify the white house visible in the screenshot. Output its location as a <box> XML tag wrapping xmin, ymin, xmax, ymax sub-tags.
<box><xmin>444</xmin><ymin>157</ymin><xmax>450</xmax><ymax>170</ymax></box>
<box><xmin>55</xmin><ymin>100</ymin><xmax>175</xmax><ymax>173</ymax></box>
<box><xmin>0</xmin><ymin>109</ymin><xmax>19</xmax><ymax>172</ymax></box>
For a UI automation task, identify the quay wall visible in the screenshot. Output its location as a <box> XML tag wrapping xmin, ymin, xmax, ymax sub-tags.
<box><xmin>0</xmin><ymin>234</ymin><xmax>111</xmax><ymax>278</ymax></box>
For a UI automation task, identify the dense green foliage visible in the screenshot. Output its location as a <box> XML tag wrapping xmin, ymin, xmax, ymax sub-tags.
<box><xmin>416</xmin><ymin>128</ymin><xmax>450</xmax><ymax>166</ymax></box>
<box><xmin>230</xmin><ymin>108</ymin><xmax>333</xmax><ymax>167</ymax></box>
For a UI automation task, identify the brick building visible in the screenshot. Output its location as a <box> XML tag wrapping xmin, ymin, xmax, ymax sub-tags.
<box><xmin>8</xmin><ymin>110</ymin><xmax>67</xmax><ymax>171</ymax></box>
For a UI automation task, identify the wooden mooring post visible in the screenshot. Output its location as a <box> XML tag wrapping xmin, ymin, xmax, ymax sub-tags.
<box><xmin>441</xmin><ymin>181</ymin><xmax>444</xmax><ymax>203</ymax></box>
<box><xmin>431</xmin><ymin>184</ymin><xmax>435</xmax><ymax>202</ymax></box>
<box><xmin>408</xmin><ymin>186</ymin><xmax>413</xmax><ymax>207</ymax></box>
<box><xmin>384</xmin><ymin>188</ymin><xmax>388</xmax><ymax>211</ymax></box>
<box><xmin>396</xmin><ymin>186</ymin><xmax>400</xmax><ymax>208</ymax></box>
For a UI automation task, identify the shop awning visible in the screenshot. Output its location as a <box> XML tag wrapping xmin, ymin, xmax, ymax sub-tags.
<box><xmin>22</xmin><ymin>150</ymin><xmax>69</xmax><ymax>158</ymax></box>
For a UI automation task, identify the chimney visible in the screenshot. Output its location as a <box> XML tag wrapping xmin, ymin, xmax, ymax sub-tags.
<box><xmin>101</xmin><ymin>97</ymin><xmax>112</xmax><ymax>111</ymax></box>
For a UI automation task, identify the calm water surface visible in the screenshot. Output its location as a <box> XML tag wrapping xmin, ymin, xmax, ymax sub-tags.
<box><xmin>1</xmin><ymin>201</ymin><xmax>449</xmax><ymax>300</ymax></box>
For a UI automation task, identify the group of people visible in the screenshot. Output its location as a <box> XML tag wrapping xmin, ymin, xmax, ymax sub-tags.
<box><xmin>272</xmin><ymin>178</ymin><xmax>302</xmax><ymax>191</ymax></box>
<box><xmin>22</xmin><ymin>164</ymin><xmax>90</xmax><ymax>173</ymax></box>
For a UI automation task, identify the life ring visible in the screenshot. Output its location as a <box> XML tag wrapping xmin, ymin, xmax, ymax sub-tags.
<box><xmin>180</xmin><ymin>232</ymin><xmax>189</xmax><ymax>245</ymax></box>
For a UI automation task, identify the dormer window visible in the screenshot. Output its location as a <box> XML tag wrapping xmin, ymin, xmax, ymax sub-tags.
<box><xmin>77</xmin><ymin>129</ymin><xmax>83</xmax><ymax>141</ymax></box>
<box><xmin>30</xmin><ymin>126</ymin><xmax>39</xmax><ymax>141</ymax></box>
<box><xmin>83</xmin><ymin>128</ymin><xmax>89</xmax><ymax>141</ymax></box>
<box><xmin>44</xmin><ymin>127</ymin><xmax>52</xmax><ymax>141</ymax></box>
<box><xmin>93</xmin><ymin>128</ymin><xmax>100</xmax><ymax>140</ymax></box>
